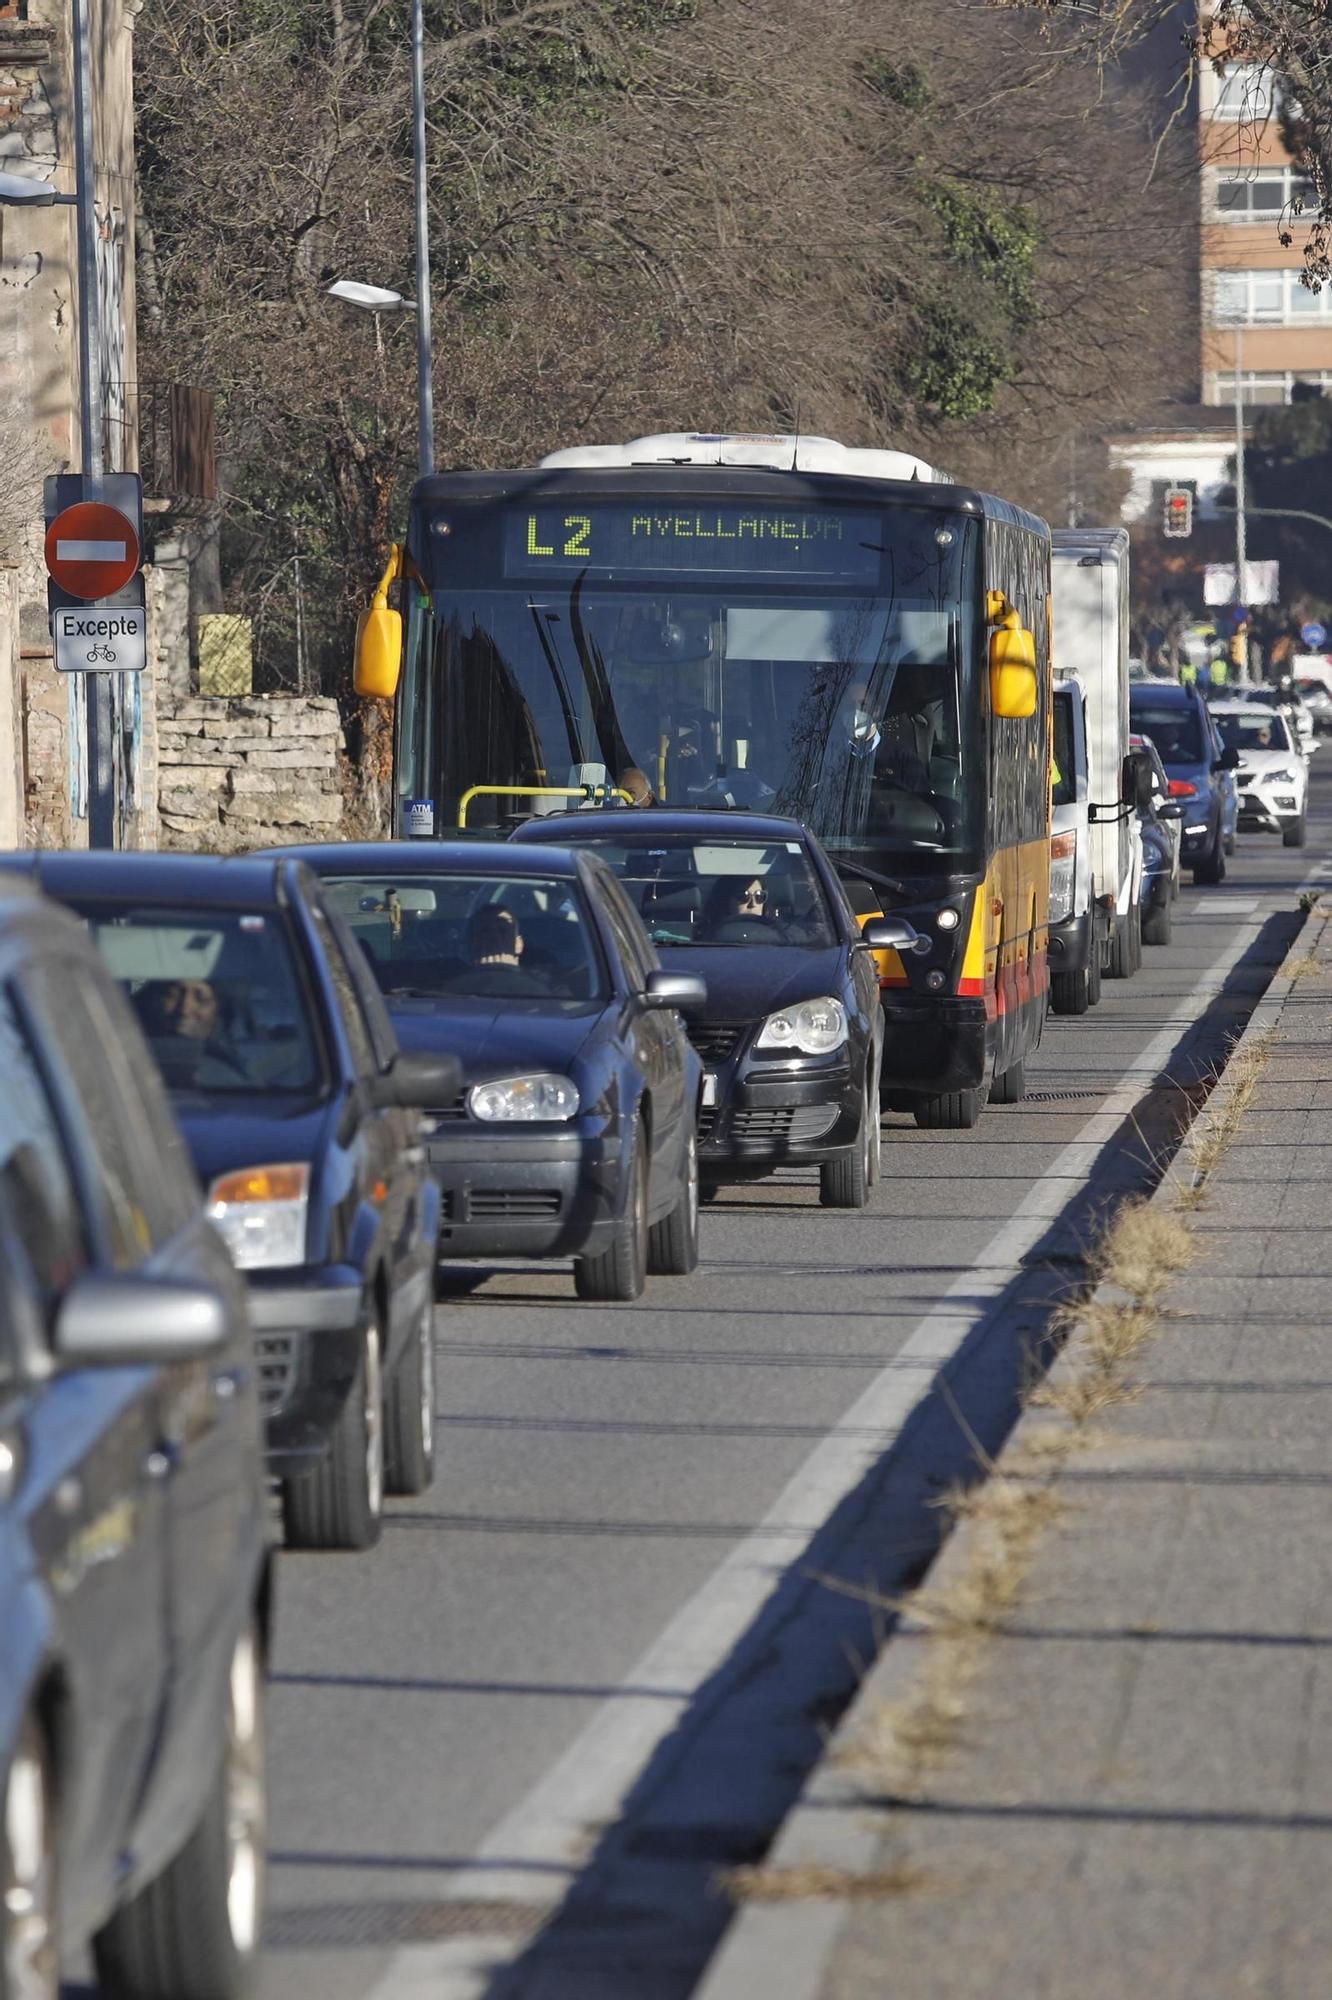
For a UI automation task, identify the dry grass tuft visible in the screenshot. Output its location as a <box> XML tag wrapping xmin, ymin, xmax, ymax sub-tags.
<box><xmin>1286</xmin><ymin>954</ymin><xmax>1324</xmax><ymax>983</ymax></box>
<box><xmin>1174</xmin><ymin>1029</ymin><xmax>1276</xmax><ymax>1209</ymax></box>
<box><xmin>1090</xmin><ymin>1200</ymin><xmax>1195</xmax><ymax>1302</ymax></box>
<box><xmin>722</xmin><ymin>1859</ymin><xmax>928</xmax><ymax>1904</ymax></box>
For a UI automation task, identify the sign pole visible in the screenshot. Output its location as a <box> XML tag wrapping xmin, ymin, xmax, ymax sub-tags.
<box><xmin>70</xmin><ymin>0</ymin><xmax>115</xmax><ymax>848</ymax></box>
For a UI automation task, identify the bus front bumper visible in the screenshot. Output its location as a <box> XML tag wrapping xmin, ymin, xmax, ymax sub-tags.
<box><xmin>879</xmin><ymin>994</ymin><xmax>989</xmax><ymax>1094</ymax></box>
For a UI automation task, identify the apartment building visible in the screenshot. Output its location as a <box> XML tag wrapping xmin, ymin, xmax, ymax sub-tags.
<box><xmin>1111</xmin><ymin>35</ymin><xmax>1329</xmax><ymax>589</ymax></box>
<box><xmin>1200</xmin><ymin>59</ymin><xmax>1332</xmax><ymax>407</ymax></box>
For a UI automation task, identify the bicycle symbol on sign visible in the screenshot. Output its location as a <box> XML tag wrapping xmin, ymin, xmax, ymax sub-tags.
<box><xmin>85</xmin><ymin>643</ymin><xmax>117</xmax><ymax>666</ymax></box>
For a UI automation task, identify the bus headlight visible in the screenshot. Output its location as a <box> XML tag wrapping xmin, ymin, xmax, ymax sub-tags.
<box><xmin>755</xmin><ymin>997</ymin><xmax>847</xmax><ymax>1056</ymax></box>
<box><xmin>468</xmin><ymin>1074</ymin><xmax>581</xmax><ymax>1122</ymax></box>
<box><xmin>1048</xmin><ymin>831</ymin><xmax>1076</xmax><ymax>923</ymax></box>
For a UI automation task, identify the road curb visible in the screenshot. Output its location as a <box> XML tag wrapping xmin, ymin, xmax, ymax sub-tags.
<box><xmin>696</xmin><ymin>893</ymin><xmax>1329</xmax><ymax>2000</ymax></box>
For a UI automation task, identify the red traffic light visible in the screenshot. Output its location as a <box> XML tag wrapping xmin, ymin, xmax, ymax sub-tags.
<box><xmin>1163</xmin><ymin>486</ymin><xmax>1193</xmax><ymax>538</ymax></box>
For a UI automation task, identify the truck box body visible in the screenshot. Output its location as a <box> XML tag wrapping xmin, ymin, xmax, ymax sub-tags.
<box><xmin>1051</xmin><ymin>529</ymin><xmax>1135</xmax><ymax>941</ymax></box>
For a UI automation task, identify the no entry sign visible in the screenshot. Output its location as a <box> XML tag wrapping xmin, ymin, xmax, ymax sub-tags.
<box><xmin>44</xmin><ymin>500</ymin><xmax>140</xmax><ymax>601</ymax></box>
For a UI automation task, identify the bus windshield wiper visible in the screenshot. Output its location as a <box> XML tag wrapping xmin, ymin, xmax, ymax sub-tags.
<box><xmin>834</xmin><ymin>860</ymin><xmax>911</xmax><ymax>899</ymax></box>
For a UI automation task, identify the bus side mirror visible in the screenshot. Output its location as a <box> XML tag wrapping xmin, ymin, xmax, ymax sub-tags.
<box><xmin>989</xmin><ymin>617</ymin><xmax>1038</xmax><ymax>720</ymax></box>
<box><xmin>354</xmin><ymin>546</ymin><xmax>404</xmax><ymax>700</ymax></box>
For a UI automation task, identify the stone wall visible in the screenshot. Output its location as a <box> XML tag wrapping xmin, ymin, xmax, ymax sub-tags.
<box><xmin>156</xmin><ymin>694</ymin><xmax>345</xmax><ymax>851</ymax></box>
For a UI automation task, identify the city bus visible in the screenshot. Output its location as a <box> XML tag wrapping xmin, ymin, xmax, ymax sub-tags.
<box><xmin>355</xmin><ymin>433</ymin><xmax>1052</xmax><ymax>1128</ymax></box>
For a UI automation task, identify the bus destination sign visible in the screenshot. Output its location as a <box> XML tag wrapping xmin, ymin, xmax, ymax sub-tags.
<box><xmin>501</xmin><ymin>504</ymin><xmax>882</xmax><ymax>582</ymax></box>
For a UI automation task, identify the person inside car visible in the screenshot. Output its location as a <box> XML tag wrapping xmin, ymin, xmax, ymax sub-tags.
<box><xmin>135</xmin><ymin>976</ymin><xmax>248</xmax><ymax>1086</ymax></box>
<box><xmin>700</xmin><ymin>874</ymin><xmax>782</xmax><ymax>941</ymax></box>
<box><xmin>448</xmin><ymin>904</ymin><xmax>548</xmax><ymax>997</ymax></box>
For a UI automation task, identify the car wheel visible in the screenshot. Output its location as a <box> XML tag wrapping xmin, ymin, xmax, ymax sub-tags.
<box><xmin>912</xmin><ymin>1081</ymin><xmax>989</xmax><ymax>1130</ymax></box>
<box><xmin>991</xmin><ymin>1055</ymin><xmax>1026</xmax><ymax>1104</ymax></box>
<box><xmin>1128</xmin><ymin>902</ymin><xmax>1143</xmax><ymax>973</ymax></box>
<box><xmin>575</xmin><ymin>1116</ymin><xmax>648</xmax><ymax>1301</ymax></box>
<box><xmin>1142</xmin><ymin>895</ymin><xmax>1172</xmax><ymax>946</ymax></box>
<box><xmin>648</xmin><ymin>1124</ymin><xmax>699</xmax><ymax>1276</ymax></box>
<box><xmin>1193</xmin><ymin>827</ymin><xmax>1226</xmax><ymax>884</ymax></box>
<box><xmin>2</xmin><ymin>1715</ymin><xmax>58</xmax><ymax>2000</ymax></box>
<box><xmin>385</xmin><ymin>1296</ymin><xmax>436</xmax><ymax>1497</ymax></box>
<box><xmin>93</xmin><ymin>1622</ymin><xmax>266</xmax><ymax>2000</ymax></box>
<box><xmin>1051</xmin><ymin>966</ymin><xmax>1090</xmax><ymax>1015</ymax></box>
<box><xmin>1086</xmin><ymin>936</ymin><xmax>1103</xmax><ymax>1005</ymax></box>
<box><xmin>283</xmin><ymin>1310</ymin><xmax>384</xmax><ymax>1551</ymax></box>
<box><xmin>820</xmin><ymin>1085</ymin><xmax>872</xmax><ymax>1208</ymax></box>
<box><xmin>1283</xmin><ymin>813</ymin><xmax>1307</xmax><ymax>849</ymax></box>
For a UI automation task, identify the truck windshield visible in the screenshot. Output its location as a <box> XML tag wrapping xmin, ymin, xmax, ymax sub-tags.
<box><xmin>400</xmin><ymin>497</ymin><xmax>983</xmax><ymax>875</ymax></box>
<box><xmin>1052</xmin><ymin>690</ymin><xmax>1077</xmax><ymax>807</ymax></box>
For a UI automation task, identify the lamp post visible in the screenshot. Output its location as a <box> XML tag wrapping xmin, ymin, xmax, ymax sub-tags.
<box><xmin>328</xmin><ymin>0</ymin><xmax>435</xmax><ymax>481</ymax></box>
<box><xmin>0</xmin><ymin>0</ymin><xmax>116</xmax><ymax>850</ymax></box>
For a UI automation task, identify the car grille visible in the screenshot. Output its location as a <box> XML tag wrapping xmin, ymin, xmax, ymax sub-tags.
<box><xmin>430</xmin><ymin>1090</ymin><xmax>471</xmax><ymax>1124</ymax></box>
<box><xmin>731</xmin><ymin>1104</ymin><xmax>840</xmax><ymax>1143</ymax></box>
<box><xmin>688</xmin><ymin>1022</ymin><xmax>747</xmax><ymax>1064</ymax></box>
<box><xmin>468</xmin><ymin>1190</ymin><xmax>562</xmax><ymax>1220</ymax></box>
<box><xmin>697</xmin><ymin>1105</ymin><xmax>719</xmax><ymax>1144</ymax></box>
<box><xmin>255</xmin><ymin>1333</ymin><xmax>298</xmax><ymax>1417</ymax></box>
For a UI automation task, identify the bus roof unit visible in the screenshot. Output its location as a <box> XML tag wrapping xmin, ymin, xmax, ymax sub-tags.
<box><xmin>539</xmin><ymin>432</ymin><xmax>951</xmax><ymax>484</ymax></box>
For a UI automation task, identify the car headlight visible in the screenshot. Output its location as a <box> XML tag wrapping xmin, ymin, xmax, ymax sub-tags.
<box><xmin>1048</xmin><ymin>830</ymin><xmax>1076</xmax><ymax>923</ymax></box>
<box><xmin>208</xmin><ymin>1163</ymin><xmax>309</xmax><ymax>1271</ymax></box>
<box><xmin>1268</xmin><ymin>768</ymin><xmax>1297</xmax><ymax>786</ymax></box>
<box><xmin>755</xmin><ymin>996</ymin><xmax>847</xmax><ymax>1056</ymax></box>
<box><xmin>468</xmin><ymin>1074</ymin><xmax>581</xmax><ymax>1122</ymax></box>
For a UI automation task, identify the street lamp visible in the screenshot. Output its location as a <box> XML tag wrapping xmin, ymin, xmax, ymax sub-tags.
<box><xmin>327</xmin><ymin>0</ymin><xmax>434</xmax><ymax>479</ymax></box>
<box><xmin>328</xmin><ymin>279</ymin><xmax>417</xmax><ymax>312</ymax></box>
<box><xmin>0</xmin><ymin>170</ymin><xmax>74</xmax><ymax>207</ymax></box>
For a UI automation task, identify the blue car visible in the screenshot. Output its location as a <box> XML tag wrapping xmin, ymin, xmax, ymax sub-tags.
<box><xmin>1129</xmin><ymin>680</ymin><xmax>1240</xmax><ymax>884</ymax></box>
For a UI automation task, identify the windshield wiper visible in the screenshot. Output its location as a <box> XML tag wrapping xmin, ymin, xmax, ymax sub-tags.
<box><xmin>380</xmin><ymin>983</ymin><xmax>448</xmax><ymax>999</ymax></box>
<box><xmin>834</xmin><ymin>860</ymin><xmax>911</xmax><ymax>899</ymax></box>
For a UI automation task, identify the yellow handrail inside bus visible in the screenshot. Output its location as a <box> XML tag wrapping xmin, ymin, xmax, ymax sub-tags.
<box><xmin>457</xmin><ymin>784</ymin><xmax>633</xmax><ymax>827</ymax></box>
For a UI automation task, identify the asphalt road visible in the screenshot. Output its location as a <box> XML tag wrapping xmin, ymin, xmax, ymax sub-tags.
<box><xmin>252</xmin><ymin>762</ymin><xmax>1332</xmax><ymax>2000</ymax></box>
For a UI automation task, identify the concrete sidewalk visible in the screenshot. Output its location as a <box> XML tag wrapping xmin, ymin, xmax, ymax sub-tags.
<box><xmin>702</xmin><ymin>899</ymin><xmax>1332</xmax><ymax>2000</ymax></box>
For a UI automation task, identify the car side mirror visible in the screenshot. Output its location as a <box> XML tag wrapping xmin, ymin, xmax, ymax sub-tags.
<box><xmin>642</xmin><ymin>969</ymin><xmax>707</xmax><ymax>1013</ymax></box>
<box><xmin>1157</xmin><ymin>800</ymin><xmax>1184</xmax><ymax>820</ymax></box>
<box><xmin>368</xmin><ymin>1050</ymin><xmax>461</xmax><ymax>1110</ymax></box>
<box><xmin>1219</xmin><ymin>744</ymin><xmax>1241</xmax><ymax>770</ymax></box>
<box><xmin>53</xmin><ymin>1272</ymin><xmax>230</xmax><ymax>1367</ymax></box>
<box><xmin>861</xmin><ymin>916</ymin><xmax>930</xmax><ymax>957</ymax></box>
<box><xmin>988</xmin><ymin>617</ymin><xmax>1038</xmax><ymax>720</ymax></box>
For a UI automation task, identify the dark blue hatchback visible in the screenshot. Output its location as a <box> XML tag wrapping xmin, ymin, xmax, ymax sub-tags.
<box><xmin>1129</xmin><ymin>680</ymin><xmax>1239</xmax><ymax>884</ymax></box>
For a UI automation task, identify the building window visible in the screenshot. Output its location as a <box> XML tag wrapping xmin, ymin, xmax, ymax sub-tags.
<box><xmin>1209</xmin><ymin>62</ymin><xmax>1277</xmax><ymax>123</ymax></box>
<box><xmin>1212</xmin><ymin>269</ymin><xmax>1332</xmax><ymax>324</ymax></box>
<box><xmin>1213</xmin><ymin>166</ymin><xmax>1316</xmax><ymax>219</ymax></box>
<box><xmin>1212</xmin><ymin>371</ymin><xmax>1332</xmax><ymax>406</ymax></box>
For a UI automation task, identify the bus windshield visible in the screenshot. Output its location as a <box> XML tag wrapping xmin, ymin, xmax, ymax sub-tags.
<box><xmin>399</xmin><ymin>496</ymin><xmax>983</xmax><ymax>875</ymax></box>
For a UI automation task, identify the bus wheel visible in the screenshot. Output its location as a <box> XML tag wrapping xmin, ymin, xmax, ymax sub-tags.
<box><xmin>992</xmin><ymin>1057</ymin><xmax>1026</xmax><ymax>1105</ymax></box>
<box><xmin>912</xmin><ymin>1084</ymin><xmax>987</xmax><ymax>1130</ymax></box>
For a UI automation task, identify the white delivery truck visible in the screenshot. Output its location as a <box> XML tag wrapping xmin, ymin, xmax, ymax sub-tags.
<box><xmin>1051</xmin><ymin>529</ymin><xmax>1142</xmax><ymax>984</ymax></box>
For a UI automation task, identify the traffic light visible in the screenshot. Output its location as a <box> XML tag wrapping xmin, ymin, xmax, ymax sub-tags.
<box><xmin>1163</xmin><ymin>485</ymin><xmax>1193</xmax><ymax>538</ymax></box>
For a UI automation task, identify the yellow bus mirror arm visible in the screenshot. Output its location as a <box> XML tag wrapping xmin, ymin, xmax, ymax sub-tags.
<box><xmin>354</xmin><ymin>544</ymin><xmax>405</xmax><ymax>701</ymax></box>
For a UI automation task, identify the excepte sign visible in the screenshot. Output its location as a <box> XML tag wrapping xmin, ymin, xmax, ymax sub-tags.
<box><xmin>54</xmin><ymin>603</ymin><xmax>147</xmax><ymax>674</ymax></box>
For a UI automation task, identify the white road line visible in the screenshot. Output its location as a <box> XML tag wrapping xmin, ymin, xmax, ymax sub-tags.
<box><xmin>360</xmin><ymin>918</ymin><xmax>1274</xmax><ymax>2000</ymax></box>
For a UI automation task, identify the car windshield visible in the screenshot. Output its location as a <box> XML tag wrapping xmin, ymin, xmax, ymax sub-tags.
<box><xmin>1130</xmin><ymin>702</ymin><xmax>1203</xmax><ymax>763</ymax></box>
<box><xmin>318</xmin><ymin>872</ymin><xmax>606</xmax><ymax>1001</ymax></box>
<box><xmin>79</xmin><ymin>905</ymin><xmax>323</xmax><ymax>1095</ymax></box>
<box><xmin>1215</xmin><ymin>710</ymin><xmax>1293</xmax><ymax>754</ymax></box>
<box><xmin>538</xmin><ymin>835</ymin><xmax>836</xmax><ymax>949</ymax></box>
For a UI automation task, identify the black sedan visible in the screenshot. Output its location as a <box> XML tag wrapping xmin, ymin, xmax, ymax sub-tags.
<box><xmin>269</xmin><ymin>842</ymin><xmax>705</xmax><ymax>1303</ymax></box>
<box><xmin>511</xmin><ymin>810</ymin><xmax>916</xmax><ymax>1207</ymax></box>
<box><xmin>0</xmin><ymin>874</ymin><xmax>270</xmax><ymax>1999</ymax></box>
<box><xmin>9</xmin><ymin>852</ymin><xmax>456</xmax><ymax>1551</ymax></box>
